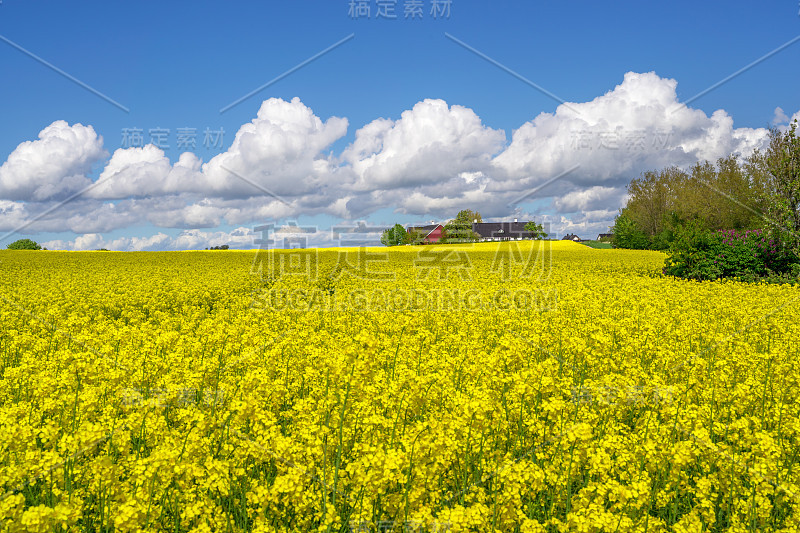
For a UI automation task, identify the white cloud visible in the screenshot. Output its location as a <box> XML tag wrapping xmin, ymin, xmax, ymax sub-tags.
<box><xmin>773</xmin><ymin>109</ymin><xmax>800</xmax><ymax>133</ymax></box>
<box><xmin>0</xmin><ymin>200</ymin><xmax>28</xmax><ymax>232</ymax></box>
<box><xmin>492</xmin><ymin>71</ymin><xmax>771</xmax><ymax>190</ymax></box>
<box><xmin>42</xmin><ymin>227</ymin><xmax>257</xmax><ymax>251</ymax></box>
<box><xmin>87</xmin><ymin>97</ymin><xmax>348</xmax><ymax>205</ymax></box>
<box><xmin>169</xmin><ymin>228</ymin><xmax>254</xmax><ymax>250</ymax></box>
<box><xmin>785</xmin><ymin>110</ymin><xmax>800</xmax><ymax>130</ymax></box>
<box><xmin>342</xmin><ymin>99</ymin><xmax>506</xmax><ymax>191</ymax></box>
<box><xmin>89</xmin><ymin>147</ymin><xmax>205</xmax><ymax>199</ymax></box>
<box><xmin>3</xmin><ymin>76</ymin><xmax>796</xmax><ymax>247</ymax></box>
<box><xmin>202</xmin><ymin>97</ymin><xmax>348</xmax><ymax>199</ymax></box>
<box><xmin>72</xmin><ymin>233</ymin><xmax>106</xmax><ymax>251</ymax></box>
<box><xmin>145</xmin><ymin>198</ymin><xmax>225</xmax><ymax>228</ymax></box>
<box><xmin>773</xmin><ymin>107</ymin><xmax>790</xmax><ymax>125</ymax></box>
<box><xmin>0</xmin><ymin>121</ymin><xmax>106</xmax><ymax>201</ymax></box>
<box><xmin>552</xmin><ymin>186</ymin><xmax>627</xmax><ymax>214</ymax></box>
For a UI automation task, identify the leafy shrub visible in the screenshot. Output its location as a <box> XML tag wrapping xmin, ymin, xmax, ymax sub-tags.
<box><xmin>381</xmin><ymin>224</ymin><xmax>411</xmax><ymax>246</ymax></box>
<box><xmin>664</xmin><ymin>225</ymin><xmax>798</xmax><ymax>282</ymax></box>
<box><xmin>6</xmin><ymin>239</ymin><xmax>41</xmax><ymax>250</ymax></box>
<box><xmin>649</xmin><ymin>212</ymin><xmax>684</xmax><ymax>251</ymax></box>
<box><xmin>611</xmin><ymin>213</ymin><xmax>650</xmax><ymax>249</ymax></box>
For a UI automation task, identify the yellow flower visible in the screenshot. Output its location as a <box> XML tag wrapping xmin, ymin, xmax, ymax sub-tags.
<box><xmin>0</xmin><ymin>242</ymin><xmax>798</xmax><ymax>530</ymax></box>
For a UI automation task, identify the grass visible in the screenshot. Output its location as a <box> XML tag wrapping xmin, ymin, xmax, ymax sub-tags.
<box><xmin>580</xmin><ymin>240</ymin><xmax>613</xmax><ymax>249</ymax></box>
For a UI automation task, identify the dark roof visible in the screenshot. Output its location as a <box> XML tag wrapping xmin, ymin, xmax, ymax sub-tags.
<box><xmin>408</xmin><ymin>224</ymin><xmax>443</xmax><ymax>239</ymax></box>
<box><xmin>562</xmin><ymin>233</ymin><xmax>581</xmax><ymax>240</ymax></box>
<box><xmin>472</xmin><ymin>222</ymin><xmax>533</xmax><ymax>239</ymax></box>
<box><xmin>409</xmin><ymin>224</ymin><xmax>441</xmax><ymax>232</ymax></box>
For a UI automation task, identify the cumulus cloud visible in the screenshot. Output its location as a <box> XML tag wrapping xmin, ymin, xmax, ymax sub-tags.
<box><xmin>492</xmin><ymin>72</ymin><xmax>771</xmax><ymax>193</ymax></box>
<box><xmin>2</xmin><ymin>74</ymin><xmax>795</xmax><ymax>245</ymax></box>
<box><xmin>0</xmin><ymin>121</ymin><xmax>106</xmax><ymax>201</ymax></box>
<box><xmin>773</xmin><ymin>107</ymin><xmax>790</xmax><ymax>125</ymax></box>
<box><xmin>42</xmin><ymin>227</ymin><xmax>256</xmax><ymax>251</ymax></box>
<box><xmin>89</xmin><ymin>98</ymin><xmax>347</xmax><ymax>203</ymax></box>
<box><xmin>342</xmin><ymin>99</ymin><xmax>506</xmax><ymax>191</ymax></box>
<box><xmin>202</xmin><ymin>97</ymin><xmax>348</xmax><ymax>198</ymax></box>
<box><xmin>773</xmin><ymin>107</ymin><xmax>800</xmax><ymax>131</ymax></box>
<box><xmin>552</xmin><ymin>186</ymin><xmax>628</xmax><ymax>214</ymax></box>
<box><xmin>144</xmin><ymin>198</ymin><xmax>225</xmax><ymax>229</ymax></box>
<box><xmin>0</xmin><ymin>200</ymin><xmax>28</xmax><ymax>232</ymax></box>
<box><xmin>89</xmin><ymin>147</ymin><xmax>204</xmax><ymax>199</ymax></box>
<box><xmin>41</xmin><ymin>224</ymin><xmax>343</xmax><ymax>251</ymax></box>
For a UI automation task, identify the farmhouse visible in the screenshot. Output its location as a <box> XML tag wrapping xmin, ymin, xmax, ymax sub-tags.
<box><xmin>562</xmin><ymin>233</ymin><xmax>582</xmax><ymax>242</ymax></box>
<box><xmin>472</xmin><ymin>219</ymin><xmax>536</xmax><ymax>241</ymax></box>
<box><xmin>407</xmin><ymin>224</ymin><xmax>444</xmax><ymax>244</ymax></box>
<box><xmin>597</xmin><ymin>233</ymin><xmax>613</xmax><ymax>240</ymax></box>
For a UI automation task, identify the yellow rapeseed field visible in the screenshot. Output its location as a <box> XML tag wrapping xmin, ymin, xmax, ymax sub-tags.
<box><xmin>1</xmin><ymin>241</ymin><xmax>799</xmax><ymax>532</ymax></box>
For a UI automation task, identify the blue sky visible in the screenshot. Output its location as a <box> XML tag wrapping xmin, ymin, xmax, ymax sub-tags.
<box><xmin>0</xmin><ymin>0</ymin><xmax>798</xmax><ymax>249</ymax></box>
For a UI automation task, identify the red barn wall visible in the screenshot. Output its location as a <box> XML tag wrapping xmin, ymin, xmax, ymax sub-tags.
<box><xmin>426</xmin><ymin>226</ymin><xmax>443</xmax><ymax>244</ymax></box>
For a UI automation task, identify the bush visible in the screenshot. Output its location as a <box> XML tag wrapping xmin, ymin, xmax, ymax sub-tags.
<box><xmin>7</xmin><ymin>239</ymin><xmax>42</xmax><ymax>250</ymax></box>
<box><xmin>611</xmin><ymin>212</ymin><xmax>650</xmax><ymax>249</ymax></box>
<box><xmin>381</xmin><ymin>224</ymin><xmax>411</xmax><ymax>247</ymax></box>
<box><xmin>663</xmin><ymin>225</ymin><xmax>798</xmax><ymax>282</ymax></box>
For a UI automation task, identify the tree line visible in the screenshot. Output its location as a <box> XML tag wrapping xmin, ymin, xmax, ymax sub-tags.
<box><xmin>381</xmin><ymin>210</ymin><xmax>547</xmax><ymax>246</ymax></box>
<box><xmin>612</xmin><ymin>121</ymin><xmax>800</xmax><ymax>281</ymax></box>
<box><xmin>613</xmin><ymin>122</ymin><xmax>799</xmax><ymax>250</ymax></box>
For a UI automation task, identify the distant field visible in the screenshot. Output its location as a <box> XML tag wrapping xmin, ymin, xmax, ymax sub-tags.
<box><xmin>1</xmin><ymin>242</ymin><xmax>799</xmax><ymax>531</ymax></box>
<box><xmin>580</xmin><ymin>240</ymin><xmax>613</xmax><ymax>249</ymax></box>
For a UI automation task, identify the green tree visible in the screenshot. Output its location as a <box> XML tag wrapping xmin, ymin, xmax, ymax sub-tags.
<box><xmin>7</xmin><ymin>239</ymin><xmax>41</xmax><ymax>250</ymax></box>
<box><xmin>678</xmin><ymin>156</ymin><xmax>765</xmax><ymax>231</ymax></box>
<box><xmin>625</xmin><ymin>167</ymin><xmax>681</xmax><ymax>238</ymax></box>
<box><xmin>380</xmin><ymin>224</ymin><xmax>411</xmax><ymax>247</ymax></box>
<box><xmin>614</xmin><ymin>156</ymin><xmax>769</xmax><ymax>250</ymax></box>
<box><xmin>524</xmin><ymin>221</ymin><xmax>547</xmax><ymax>239</ymax></box>
<box><xmin>443</xmin><ymin>209</ymin><xmax>482</xmax><ymax>243</ymax></box>
<box><xmin>455</xmin><ymin>209</ymin><xmax>482</xmax><ymax>224</ymax></box>
<box><xmin>611</xmin><ymin>210</ymin><xmax>650</xmax><ymax>249</ymax></box>
<box><xmin>757</xmin><ymin>120</ymin><xmax>800</xmax><ymax>255</ymax></box>
<box><xmin>407</xmin><ymin>228</ymin><xmax>426</xmax><ymax>245</ymax></box>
